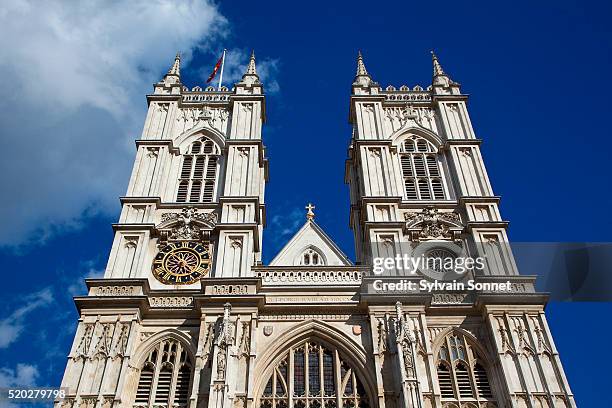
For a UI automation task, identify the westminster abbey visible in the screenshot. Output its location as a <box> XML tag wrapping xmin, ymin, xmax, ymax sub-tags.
<box><xmin>56</xmin><ymin>51</ymin><xmax>576</xmax><ymax>408</ymax></box>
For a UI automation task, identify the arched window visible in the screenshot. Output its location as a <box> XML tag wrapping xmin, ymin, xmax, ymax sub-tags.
<box><xmin>298</xmin><ymin>248</ymin><xmax>325</xmax><ymax>266</ymax></box>
<box><xmin>399</xmin><ymin>136</ymin><xmax>446</xmax><ymax>201</ymax></box>
<box><xmin>176</xmin><ymin>138</ymin><xmax>220</xmax><ymax>203</ymax></box>
<box><xmin>134</xmin><ymin>339</ymin><xmax>193</xmax><ymax>407</ymax></box>
<box><xmin>259</xmin><ymin>340</ymin><xmax>370</xmax><ymax>408</ymax></box>
<box><xmin>436</xmin><ymin>332</ymin><xmax>494</xmax><ymax>403</ymax></box>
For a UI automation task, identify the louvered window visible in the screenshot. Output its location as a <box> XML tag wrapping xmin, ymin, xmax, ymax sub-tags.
<box><xmin>436</xmin><ymin>332</ymin><xmax>495</xmax><ymax>403</ymax></box>
<box><xmin>259</xmin><ymin>340</ymin><xmax>370</xmax><ymax>408</ymax></box>
<box><xmin>474</xmin><ymin>363</ymin><xmax>492</xmax><ymax>398</ymax></box>
<box><xmin>437</xmin><ymin>363</ymin><xmax>454</xmax><ymax>398</ymax></box>
<box><xmin>134</xmin><ymin>339</ymin><xmax>193</xmax><ymax>407</ymax></box>
<box><xmin>399</xmin><ymin>136</ymin><xmax>447</xmax><ymax>200</ymax></box>
<box><xmin>176</xmin><ymin>139</ymin><xmax>220</xmax><ymax>203</ymax></box>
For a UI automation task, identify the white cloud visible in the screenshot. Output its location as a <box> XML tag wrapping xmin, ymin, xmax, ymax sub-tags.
<box><xmin>0</xmin><ymin>363</ymin><xmax>39</xmax><ymax>387</ymax></box>
<box><xmin>269</xmin><ymin>207</ymin><xmax>304</xmax><ymax>245</ymax></box>
<box><xmin>67</xmin><ymin>262</ymin><xmax>105</xmax><ymax>297</ymax></box>
<box><xmin>0</xmin><ymin>0</ymin><xmax>227</xmax><ymax>247</ymax></box>
<box><xmin>0</xmin><ymin>289</ymin><xmax>54</xmax><ymax>349</ymax></box>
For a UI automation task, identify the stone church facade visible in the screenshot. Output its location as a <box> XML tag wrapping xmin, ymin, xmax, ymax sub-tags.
<box><xmin>56</xmin><ymin>52</ymin><xmax>576</xmax><ymax>408</ymax></box>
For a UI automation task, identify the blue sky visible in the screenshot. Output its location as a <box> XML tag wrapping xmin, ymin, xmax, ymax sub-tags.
<box><xmin>0</xmin><ymin>0</ymin><xmax>611</xmax><ymax>406</ymax></box>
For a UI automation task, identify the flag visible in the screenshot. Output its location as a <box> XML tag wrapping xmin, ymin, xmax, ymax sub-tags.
<box><xmin>206</xmin><ymin>54</ymin><xmax>224</xmax><ymax>83</ymax></box>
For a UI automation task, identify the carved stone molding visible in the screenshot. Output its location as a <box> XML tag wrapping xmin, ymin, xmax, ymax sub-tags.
<box><xmin>149</xmin><ymin>296</ymin><xmax>194</xmax><ymax>308</ymax></box>
<box><xmin>94</xmin><ymin>286</ymin><xmax>135</xmax><ymax>297</ymax></box>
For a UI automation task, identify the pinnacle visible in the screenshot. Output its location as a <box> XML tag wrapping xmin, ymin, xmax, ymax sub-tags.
<box><xmin>431</xmin><ymin>50</ymin><xmax>446</xmax><ymax>77</ymax></box>
<box><xmin>246</xmin><ymin>50</ymin><xmax>258</xmax><ymax>76</ymax></box>
<box><xmin>356</xmin><ymin>50</ymin><xmax>369</xmax><ymax>77</ymax></box>
<box><xmin>169</xmin><ymin>52</ymin><xmax>181</xmax><ymax>76</ymax></box>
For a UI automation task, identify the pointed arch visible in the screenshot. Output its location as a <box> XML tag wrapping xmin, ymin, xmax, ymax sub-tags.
<box><xmin>254</xmin><ymin>320</ymin><xmax>376</xmax><ymax>408</ymax></box>
<box><xmin>294</xmin><ymin>245</ymin><xmax>327</xmax><ymax>266</ymax></box>
<box><xmin>390</xmin><ymin>127</ymin><xmax>444</xmax><ymax>150</ymax></box>
<box><xmin>432</xmin><ymin>327</ymin><xmax>496</xmax><ymax>403</ymax></box>
<box><xmin>130</xmin><ymin>329</ymin><xmax>197</xmax><ymax>408</ymax></box>
<box><xmin>175</xmin><ymin>132</ymin><xmax>222</xmax><ymax>203</ymax></box>
<box><xmin>393</xmin><ymin>129</ymin><xmax>450</xmax><ymax>201</ymax></box>
<box><xmin>174</xmin><ymin>126</ymin><xmax>226</xmax><ymax>154</ymax></box>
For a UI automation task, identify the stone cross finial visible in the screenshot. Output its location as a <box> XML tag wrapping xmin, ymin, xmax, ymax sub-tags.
<box><xmin>305</xmin><ymin>203</ymin><xmax>316</xmax><ymax>220</ymax></box>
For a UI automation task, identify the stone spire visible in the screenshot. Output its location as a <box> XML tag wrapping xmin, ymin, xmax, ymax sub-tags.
<box><xmin>431</xmin><ymin>50</ymin><xmax>446</xmax><ymax>77</ymax></box>
<box><xmin>239</xmin><ymin>50</ymin><xmax>260</xmax><ymax>86</ymax></box>
<box><xmin>431</xmin><ymin>50</ymin><xmax>457</xmax><ymax>91</ymax></box>
<box><xmin>169</xmin><ymin>52</ymin><xmax>181</xmax><ymax>76</ymax></box>
<box><xmin>161</xmin><ymin>52</ymin><xmax>181</xmax><ymax>86</ymax></box>
<box><xmin>356</xmin><ymin>50</ymin><xmax>369</xmax><ymax>76</ymax></box>
<box><xmin>353</xmin><ymin>50</ymin><xmax>373</xmax><ymax>87</ymax></box>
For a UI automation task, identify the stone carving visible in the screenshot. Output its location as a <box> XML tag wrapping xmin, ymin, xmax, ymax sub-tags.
<box><xmin>112</xmin><ymin>323</ymin><xmax>129</xmax><ymax>358</ymax></box>
<box><xmin>149</xmin><ymin>296</ymin><xmax>194</xmax><ymax>308</ymax></box>
<box><xmin>95</xmin><ymin>286</ymin><xmax>135</xmax><ymax>296</ymax></box>
<box><xmin>384</xmin><ymin>104</ymin><xmax>437</xmax><ymax>133</ymax></box>
<box><xmin>176</xmin><ymin>106</ymin><xmax>229</xmax><ymax>134</ymax></box>
<box><xmin>238</xmin><ymin>322</ymin><xmax>251</xmax><ymax>358</ymax></box>
<box><xmin>377</xmin><ymin>318</ymin><xmax>388</xmax><ymax>354</ymax></box>
<box><xmin>60</xmin><ymin>398</ymin><xmax>75</xmax><ymax>408</ymax></box>
<box><xmin>79</xmin><ymin>396</ymin><xmax>97</xmax><ymax>408</ymax></box>
<box><xmin>202</xmin><ymin>323</ymin><xmax>215</xmax><ymax>364</ymax></box>
<box><xmin>394</xmin><ymin>302</ymin><xmax>417</xmax><ymax>378</ymax></box>
<box><xmin>234</xmin><ymin>396</ymin><xmax>246</xmax><ymax>408</ymax></box>
<box><xmin>216</xmin><ymin>348</ymin><xmax>227</xmax><ymax>380</ymax></box>
<box><xmin>432</xmin><ymin>293</ymin><xmax>470</xmax><ymax>304</ymax></box>
<box><xmin>75</xmin><ymin>324</ymin><xmax>94</xmax><ymax>359</ymax></box>
<box><xmin>212</xmin><ymin>285</ymin><xmax>249</xmax><ymax>295</ymax></box>
<box><xmin>159</xmin><ymin>207</ymin><xmax>217</xmax><ymax>241</ymax></box>
<box><xmin>404</xmin><ymin>207</ymin><xmax>462</xmax><ymax>241</ymax></box>
<box><xmin>93</xmin><ymin>323</ymin><xmax>112</xmax><ymax>358</ymax></box>
<box><xmin>215</xmin><ymin>303</ymin><xmax>233</xmax><ymax>380</ymax></box>
<box><xmin>263</xmin><ymin>326</ymin><xmax>273</xmax><ymax>336</ymax></box>
<box><xmin>256</xmin><ymin>270</ymin><xmax>362</xmax><ymax>286</ymax></box>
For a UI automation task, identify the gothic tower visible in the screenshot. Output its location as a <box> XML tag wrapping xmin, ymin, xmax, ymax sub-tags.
<box><xmin>56</xmin><ymin>51</ymin><xmax>575</xmax><ymax>408</ymax></box>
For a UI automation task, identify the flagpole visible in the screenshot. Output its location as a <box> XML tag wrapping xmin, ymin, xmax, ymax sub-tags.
<box><xmin>218</xmin><ymin>49</ymin><xmax>226</xmax><ymax>91</ymax></box>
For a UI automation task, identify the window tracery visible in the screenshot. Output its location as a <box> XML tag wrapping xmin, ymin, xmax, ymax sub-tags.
<box><xmin>436</xmin><ymin>332</ymin><xmax>494</xmax><ymax>404</ymax></box>
<box><xmin>259</xmin><ymin>340</ymin><xmax>369</xmax><ymax>408</ymax></box>
<box><xmin>134</xmin><ymin>339</ymin><xmax>193</xmax><ymax>407</ymax></box>
<box><xmin>176</xmin><ymin>138</ymin><xmax>220</xmax><ymax>203</ymax></box>
<box><xmin>399</xmin><ymin>136</ymin><xmax>446</xmax><ymax>200</ymax></box>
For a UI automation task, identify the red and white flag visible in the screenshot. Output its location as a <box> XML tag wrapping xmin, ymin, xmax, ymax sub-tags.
<box><xmin>206</xmin><ymin>53</ymin><xmax>224</xmax><ymax>83</ymax></box>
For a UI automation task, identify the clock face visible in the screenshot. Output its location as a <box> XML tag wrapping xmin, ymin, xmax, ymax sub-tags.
<box><xmin>152</xmin><ymin>241</ymin><xmax>211</xmax><ymax>284</ymax></box>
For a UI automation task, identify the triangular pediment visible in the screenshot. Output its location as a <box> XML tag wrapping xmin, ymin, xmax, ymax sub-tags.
<box><xmin>269</xmin><ymin>220</ymin><xmax>352</xmax><ymax>266</ymax></box>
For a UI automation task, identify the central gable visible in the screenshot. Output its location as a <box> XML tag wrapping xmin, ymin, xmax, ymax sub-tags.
<box><xmin>269</xmin><ymin>219</ymin><xmax>352</xmax><ymax>266</ymax></box>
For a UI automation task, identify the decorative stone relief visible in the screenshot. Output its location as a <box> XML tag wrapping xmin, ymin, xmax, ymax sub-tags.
<box><xmin>238</xmin><ymin>321</ymin><xmax>251</xmax><ymax>359</ymax></box>
<box><xmin>377</xmin><ymin>318</ymin><xmax>388</xmax><ymax>354</ymax></box>
<box><xmin>384</xmin><ymin>104</ymin><xmax>437</xmax><ymax>133</ymax></box>
<box><xmin>176</xmin><ymin>106</ymin><xmax>229</xmax><ymax>134</ymax></box>
<box><xmin>158</xmin><ymin>207</ymin><xmax>217</xmax><ymax>242</ymax></box>
<box><xmin>263</xmin><ymin>325</ymin><xmax>273</xmax><ymax>336</ymax></box>
<box><xmin>74</xmin><ymin>324</ymin><xmax>94</xmax><ymax>359</ymax></box>
<box><xmin>112</xmin><ymin>323</ymin><xmax>129</xmax><ymax>358</ymax></box>
<box><xmin>404</xmin><ymin>206</ymin><xmax>462</xmax><ymax>242</ymax></box>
